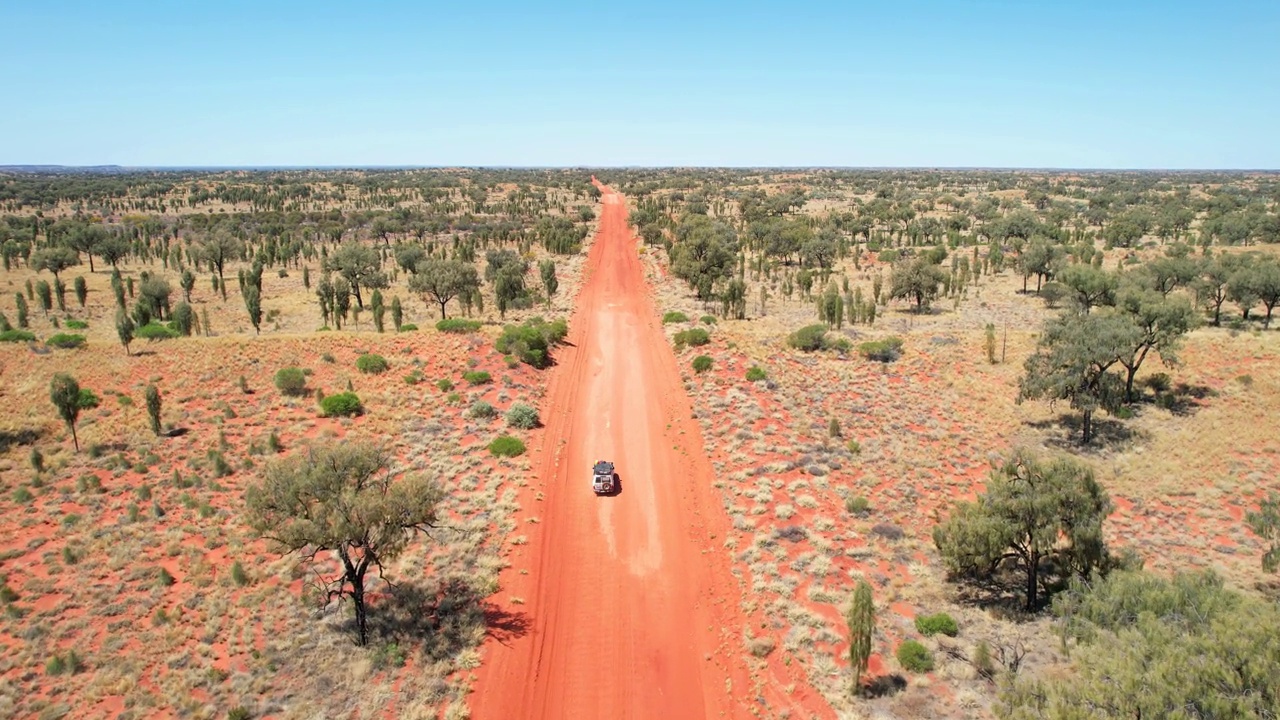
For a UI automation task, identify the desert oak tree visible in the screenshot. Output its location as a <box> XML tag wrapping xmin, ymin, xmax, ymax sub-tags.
<box><xmin>933</xmin><ymin>448</ymin><xmax>1114</xmax><ymax>611</ymax></box>
<box><xmin>846</xmin><ymin>579</ymin><xmax>875</xmax><ymax>695</ymax></box>
<box><xmin>244</xmin><ymin>442</ymin><xmax>443</xmax><ymax>646</ymax></box>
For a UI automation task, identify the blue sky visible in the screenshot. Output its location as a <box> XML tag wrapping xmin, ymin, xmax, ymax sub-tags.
<box><xmin>1</xmin><ymin>0</ymin><xmax>1276</xmax><ymax>168</ymax></box>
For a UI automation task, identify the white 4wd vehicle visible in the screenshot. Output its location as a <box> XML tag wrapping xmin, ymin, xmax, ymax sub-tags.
<box><xmin>592</xmin><ymin>460</ymin><xmax>616</xmax><ymax>495</ymax></box>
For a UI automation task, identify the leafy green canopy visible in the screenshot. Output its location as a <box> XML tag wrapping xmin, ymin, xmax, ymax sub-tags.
<box><xmin>999</xmin><ymin>570</ymin><xmax>1280</xmax><ymax>719</ymax></box>
<box><xmin>933</xmin><ymin>449</ymin><xmax>1115</xmax><ymax>611</ymax></box>
<box><xmin>244</xmin><ymin>442</ymin><xmax>442</xmax><ymax>646</ymax></box>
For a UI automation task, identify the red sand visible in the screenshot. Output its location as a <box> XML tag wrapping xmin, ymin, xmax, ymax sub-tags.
<box><xmin>469</xmin><ymin>183</ymin><xmax>757</xmax><ymax>719</ymax></box>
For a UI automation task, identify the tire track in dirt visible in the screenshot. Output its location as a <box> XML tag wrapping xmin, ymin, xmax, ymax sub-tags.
<box><xmin>470</xmin><ymin>182</ymin><xmax>757</xmax><ymax>719</ymax></box>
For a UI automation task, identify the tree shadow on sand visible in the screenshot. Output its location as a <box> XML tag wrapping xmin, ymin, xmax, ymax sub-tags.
<box><xmin>1029</xmin><ymin>415</ymin><xmax>1141</xmax><ymax>454</ymax></box>
<box><xmin>360</xmin><ymin>577</ymin><xmax>530</xmax><ymax>660</ymax></box>
<box><xmin>862</xmin><ymin>673</ymin><xmax>908</xmax><ymax>698</ymax></box>
<box><xmin>0</xmin><ymin>427</ymin><xmax>42</xmax><ymax>454</ymax></box>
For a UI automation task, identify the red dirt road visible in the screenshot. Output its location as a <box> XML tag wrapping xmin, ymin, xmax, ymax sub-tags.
<box><xmin>470</xmin><ymin>183</ymin><xmax>755</xmax><ymax>719</ymax></box>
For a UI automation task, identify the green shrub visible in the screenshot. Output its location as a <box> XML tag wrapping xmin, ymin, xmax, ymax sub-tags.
<box><xmin>227</xmin><ymin>707</ymin><xmax>252</xmax><ymax>720</ymax></box>
<box><xmin>825</xmin><ymin>336</ymin><xmax>852</xmax><ymax>353</ymax></box>
<box><xmin>445</xmin><ymin>392</ymin><xmax>461</xmax><ymax>404</ymax></box>
<box><xmin>320</xmin><ymin>392</ymin><xmax>363</xmax><ymax>417</ymax></box>
<box><xmin>662</xmin><ymin>311</ymin><xmax>689</xmax><ymax>324</ymax></box>
<box><xmin>506</xmin><ymin>403</ymin><xmax>540</xmax><ymax>429</ymax></box>
<box><xmin>436</xmin><ymin>378</ymin><xmax>454</xmax><ymax>391</ymax></box>
<box><xmin>77</xmin><ymin>388</ymin><xmax>100</xmax><ymax>409</ymax></box>
<box><xmin>46</xmin><ymin>655</ymin><xmax>67</xmax><ymax>676</ymax></box>
<box><xmin>468</xmin><ymin>400</ymin><xmax>497</xmax><ymax>419</ymax></box>
<box><xmin>65</xmin><ymin>319</ymin><xmax>88</xmax><ymax>330</ymax></box>
<box><xmin>76</xmin><ymin>474</ymin><xmax>103</xmax><ymax>493</ymax></box>
<box><xmin>488</xmin><ymin>435</ymin><xmax>526</xmax><ymax>457</ymax></box>
<box><xmin>846</xmin><ymin>496</ymin><xmax>870</xmax><ymax>514</ymax></box>
<box><xmin>462</xmin><ymin>370</ymin><xmax>492</xmax><ymax>385</ymax></box>
<box><xmin>1145</xmin><ymin>372</ymin><xmax>1173</xmax><ymax>393</ymax></box>
<box><xmin>897</xmin><ymin>640</ymin><xmax>934</xmax><ymax>673</ymax></box>
<box><xmin>788</xmin><ymin>324</ymin><xmax>828</xmax><ymax>351</ymax></box>
<box><xmin>136</xmin><ymin>322</ymin><xmax>179</xmax><ymax>341</ymax></box>
<box><xmin>156</xmin><ymin>567</ymin><xmax>176</xmax><ymax>587</ymax></box>
<box><xmin>847</xmin><ymin>439</ymin><xmax>862</xmax><ymax>455</ymax></box>
<box><xmin>321</xmin><ymin>352</ymin><xmax>336</xmax><ymax>363</ymax></box>
<box><xmin>859</xmin><ymin>337</ymin><xmax>903</xmax><ymax>362</ymax></box>
<box><xmin>915</xmin><ymin>613</ymin><xmax>959</xmax><ymax>637</ymax></box>
<box><xmin>399</xmin><ymin>323</ymin><xmax>418</xmax><ymax>332</ymax></box>
<box><xmin>436</xmin><ymin>318</ymin><xmax>482</xmax><ymax>333</ymax></box>
<box><xmin>209</xmin><ymin>450</ymin><xmax>233</xmax><ymax>477</ymax></box>
<box><xmin>496</xmin><ymin>317</ymin><xmax>568</xmax><ymax>368</ymax></box>
<box><xmin>403</xmin><ymin>371</ymin><xmax>423</xmax><ymax>385</ymax></box>
<box><xmin>371</xmin><ymin>643</ymin><xmax>408</xmax><ymax>670</ymax></box>
<box><xmin>46</xmin><ymin>333</ymin><xmax>86</xmax><ymax>349</ymax></box>
<box><xmin>231</xmin><ymin>561</ymin><xmax>249</xmax><ymax>587</ymax></box>
<box><xmin>274</xmin><ymin>367</ymin><xmax>308</xmax><ymax>396</ymax></box>
<box><xmin>0</xmin><ymin>329</ymin><xmax>36</xmax><ymax>343</ymax></box>
<box><xmin>700</xmin><ymin>315</ymin><xmax>717</xmax><ymax>325</ymax></box>
<box><xmin>692</xmin><ymin>355</ymin><xmax>713</xmax><ymax>373</ymax></box>
<box><xmin>746</xmin><ymin>365</ymin><xmax>767</xmax><ymax>382</ymax></box>
<box><xmin>12</xmin><ymin>487</ymin><xmax>34</xmax><ymax>503</ymax></box>
<box><xmin>356</xmin><ymin>353</ymin><xmax>389</xmax><ymax>374</ymax></box>
<box><xmin>673</xmin><ymin>327</ymin><xmax>710</xmax><ymax>350</ymax></box>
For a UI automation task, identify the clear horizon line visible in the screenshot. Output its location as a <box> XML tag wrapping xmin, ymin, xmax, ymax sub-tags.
<box><xmin>2</xmin><ymin>164</ymin><xmax>1279</xmax><ymax>173</ymax></box>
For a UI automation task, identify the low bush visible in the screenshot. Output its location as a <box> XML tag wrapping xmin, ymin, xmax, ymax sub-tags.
<box><xmin>673</xmin><ymin>327</ymin><xmax>710</xmax><ymax>350</ymax></box>
<box><xmin>506</xmin><ymin>403</ymin><xmax>540</xmax><ymax>429</ymax></box>
<box><xmin>788</xmin><ymin>324</ymin><xmax>828</xmax><ymax>351</ymax></box>
<box><xmin>136</xmin><ymin>322</ymin><xmax>179</xmax><ymax>341</ymax></box>
<box><xmin>700</xmin><ymin>315</ymin><xmax>717</xmax><ymax>325</ymax></box>
<box><xmin>825</xmin><ymin>336</ymin><xmax>852</xmax><ymax>353</ymax></box>
<box><xmin>320</xmin><ymin>392</ymin><xmax>363</xmax><ymax>417</ymax></box>
<box><xmin>747</xmin><ymin>635</ymin><xmax>776</xmax><ymax>658</ymax></box>
<box><xmin>437</xmin><ymin>378</ymin><xmax>454</xmax><ymax>391</ymax></box>
<box><xmin>399</xmin><ymin>323</ymin><xmax>418</xmax><ymax>332</ymax></box>
<box><xmin>897</xmin><ymin>640</ymin><xmax>934</xmax><ymax>673</ymax></box>
<box><xmin>356</xmin><ymin>353</ymin><xmax>389</xmax><ymax>374</ymax></box>
<box><xmin>65</xmin><ymin>319</ymin><xmax>88</xmax><ymax>329</ymax></box>
<box><xmin>468</xmin><ymin>400</ymin><xmax>497</xmax><ymax>419</ymax></box>
<box><xmin>372</xmin><ymin>642</ymin><xmax>408</xmax><ymax>670</ymax></box>
<box><xmin>488</xmin><ymin>435</ymin><xmax>526</xmax><ymax>457</ymax></box>
<box><xmin>77</xmin><ymin>389</ymin><xmax>100</xmax><ymax>409</ymax></box>
<box><xmin>463</xmin><ymin>370</ymin><xmax>492</xmax><ymax>385</ymax></box>
<box><xmin>274</xmin><ymin>367</ymin><xmax>308</xmax><ymax>396</ymax></box>
<box><xmin>231</xmin><ymin>561</ymin><xmax>249</xmax><ymax>587</ymax></box>
<box><xmin>496</xmin><ymin>317</ymin><xmax>568</xmax><ymax>368</ymax></box>
<box><xmin>662</xmin><ymin>311</ymin><xmax>689</xmax><ymax>324</ymax></box>
<box><xmin>436</xmin><ymin>318</ymin><xmax>481</xmax><ymax>333</ymax></box>
<box><xmin>46</xmin><ymin>333</ymin><xmax>86</xmax><ymax>349</ymax></box>
<box><xmin>915</xmin><ymin>613</ymin><xmax>959</xmax><ymax>637</ymax></box>
<box><xmin>692</xmin><ymin>355</ymin><xmax>713</xmax><ymax>373</ymax></box>
<box><xmin>1145</xmin><ymin>372</ymin><xmax>1173</xmax><ymax>393</ymax></box>
<box><xmin>746</xmin><ymin>365</ymin><xmax>767</xmax><ymax>382</ymax></box>
<box><xmin>846</xmin><ymin>496</ymin><xmax>870</xmax><ymax>515</ymax></box>
<box><xmin>0</xmin><ymin>329</ymin><xmax>36</xmax><ymax>343</ymax></box>
<box><xmin>859</xmin><ymin>337</ymin><xmax>904</xmax><ymax>362</ymax></box>
<box><xmin>403</xmin><ymin>371</ymin><xmax>423</xmax><ymax>385</ymax></box>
